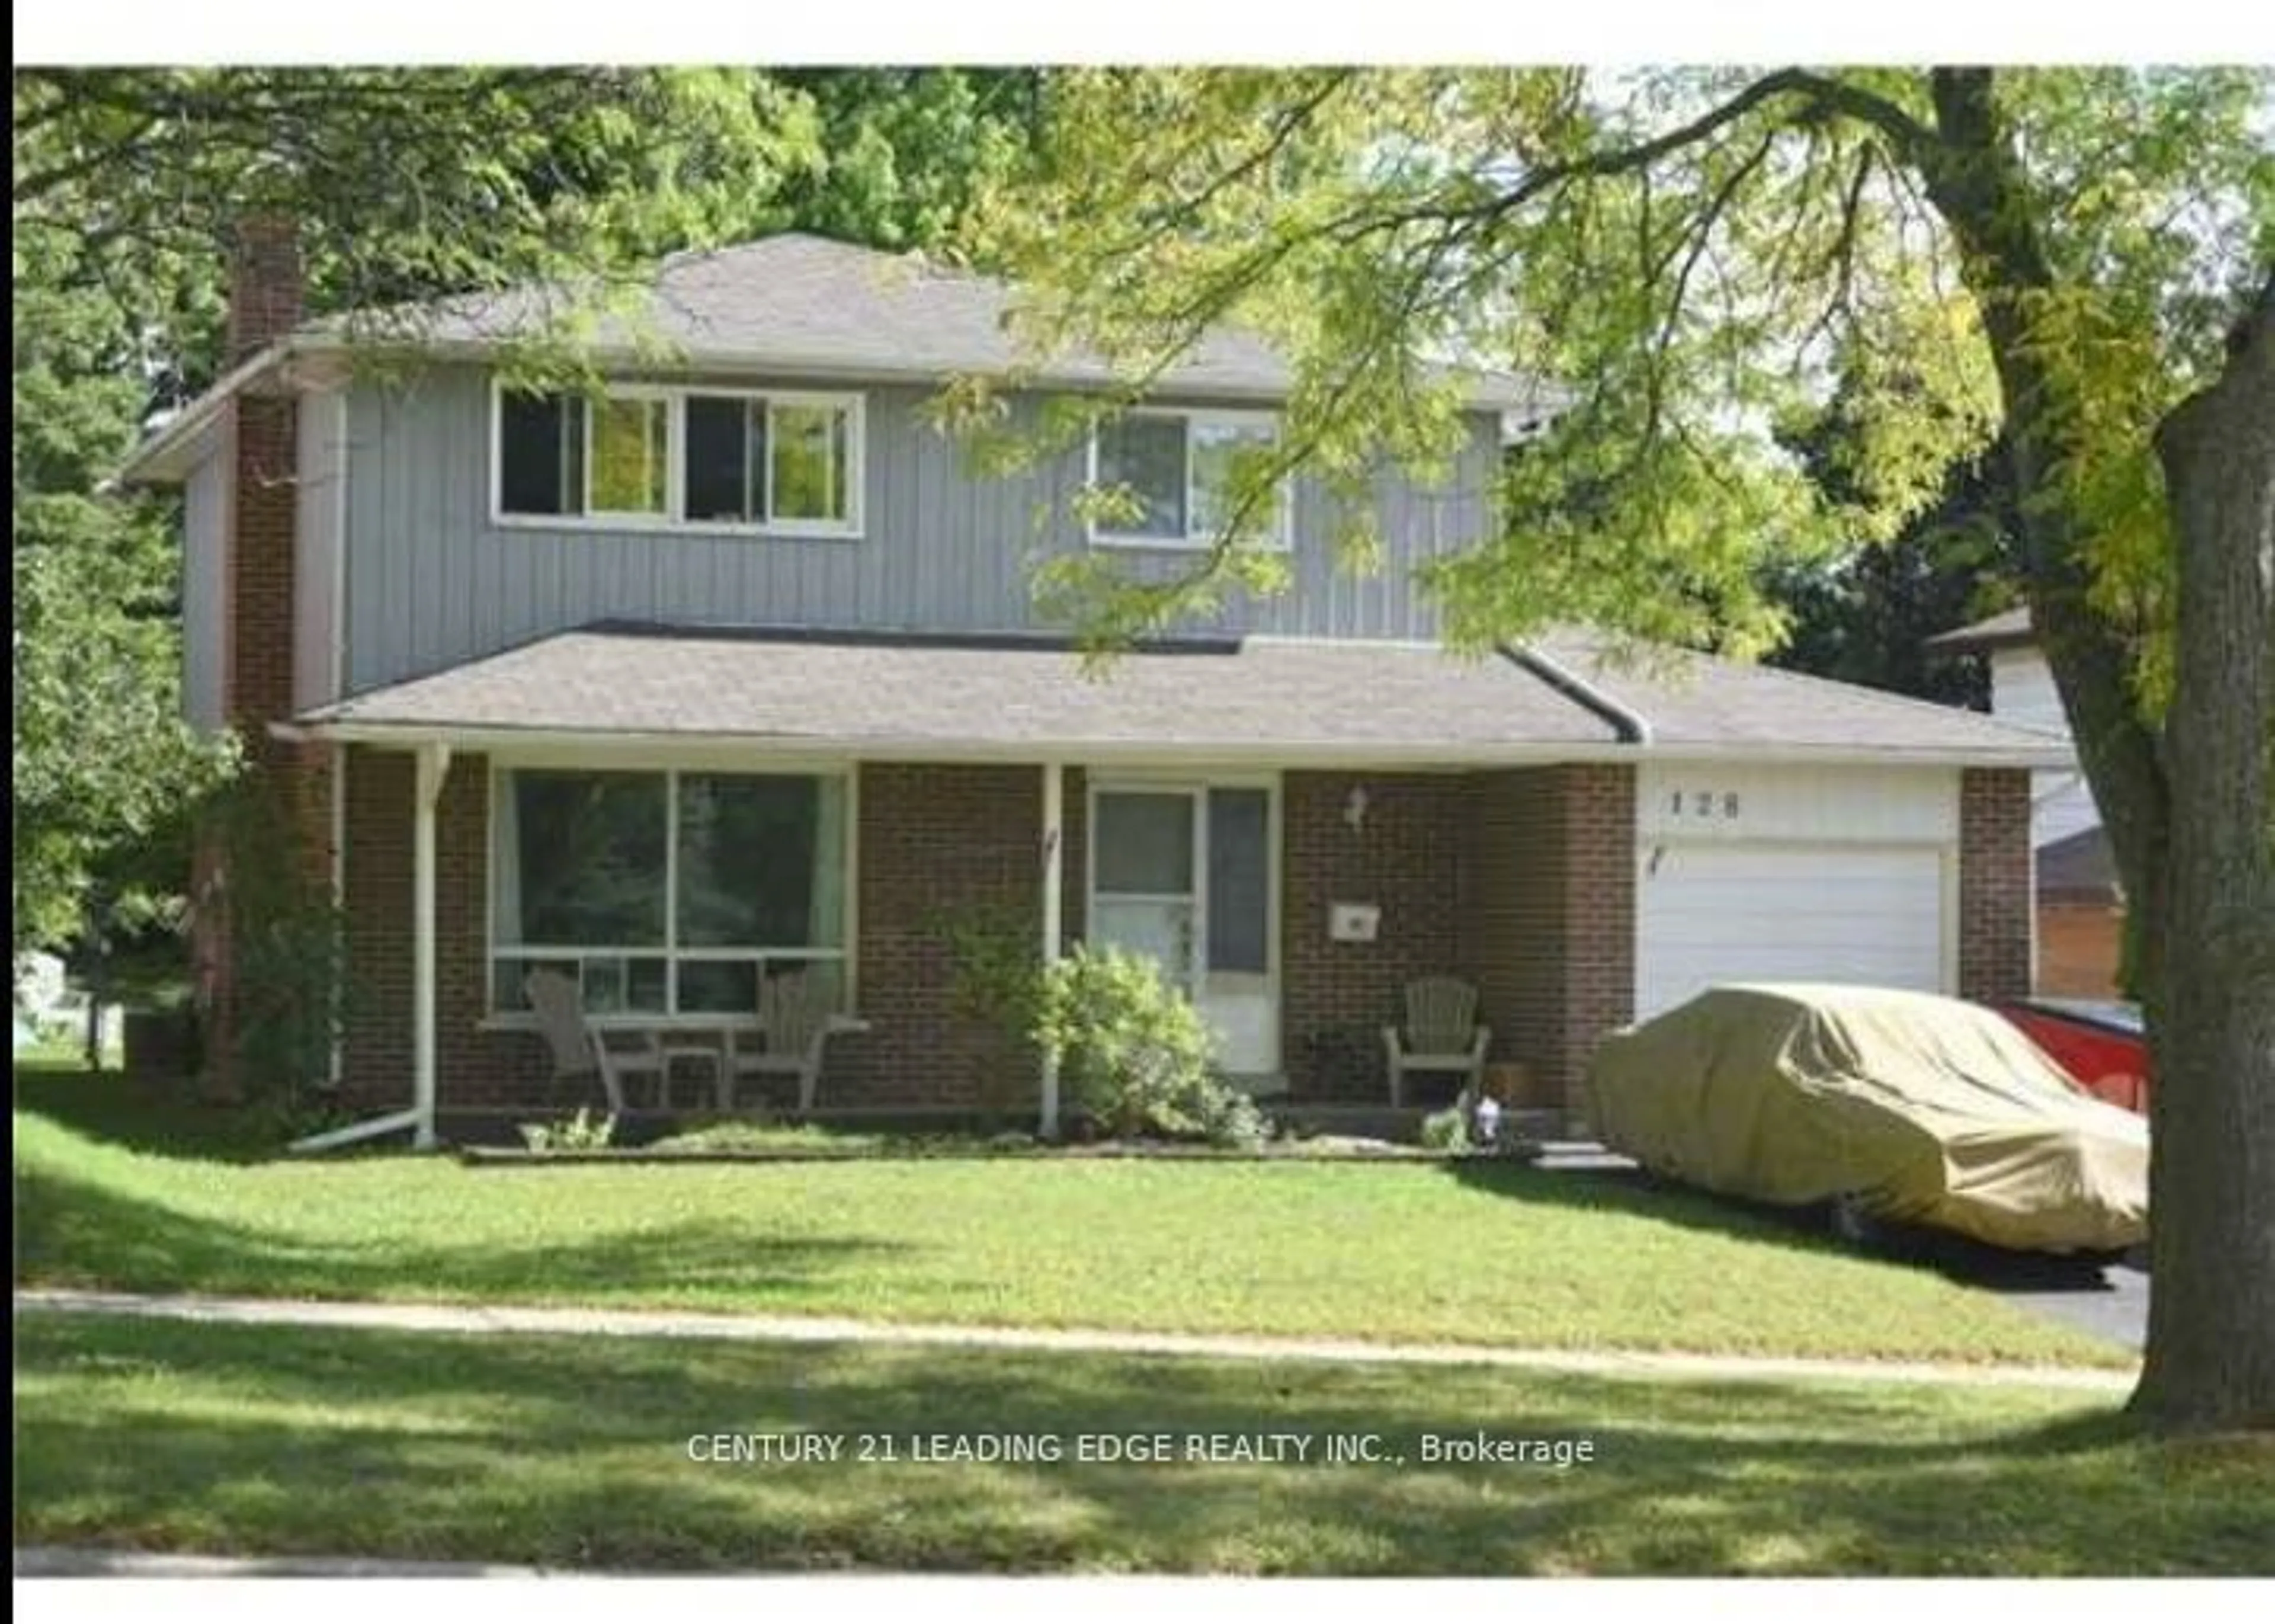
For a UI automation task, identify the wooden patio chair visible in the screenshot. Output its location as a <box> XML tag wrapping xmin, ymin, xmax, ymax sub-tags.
<box><xmin>1382</xmin><ymin>976</ymin><xmax>1491</xmax><ymax>1107</ymax></box>
<box><xmin>725</xmin><ymin>971</ymin><xmax>839</xmax><ymax>1114</ymax></box>
<box><xmin>524</xmin><ymin>968</ymin><xmax>666</xmax><ymax>1113</ymax></box>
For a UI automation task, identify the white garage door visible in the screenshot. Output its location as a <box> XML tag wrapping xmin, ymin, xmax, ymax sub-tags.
<box><xmin>1636</xmin><ymin>843</ymin><xmax>1949</xmax><ymax>1019</ymax></box>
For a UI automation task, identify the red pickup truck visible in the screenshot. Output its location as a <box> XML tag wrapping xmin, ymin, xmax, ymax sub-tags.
<box><xmin>1998</xmin><ymin>1000</ymin><xmax>2151</xmax><ymax>1114</ymax></box>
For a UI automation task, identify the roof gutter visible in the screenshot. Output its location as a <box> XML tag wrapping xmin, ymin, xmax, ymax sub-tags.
<box><xmin>276</xmin><ymin>718</ymin><xmax>2074</xmax><ymax>773</ymax></box>
<box><xmin>114</xmin><ymin>339</ymin><xmax>295</xmax><ymax>486</ymax></box>
<box><xmin>1502</xmin><ymin>642</ymin><xmax>1654</xmax><ymax>745</ymax></box>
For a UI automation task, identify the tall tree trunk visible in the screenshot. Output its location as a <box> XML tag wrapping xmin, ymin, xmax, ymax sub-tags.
<box><xmin>2129</xmin><ymin>278</ymin><xmax>2275</xmax><ymax>1433</ymax></box>
<box><xmin>1918</xmin><ymin>70</ymin><xmax>2273</xmax><ymax>1431</ymax></box>
<box><xmin>1919</xmin><ymin>71</ymin><xmax>2174</xmax><ymax>999</ymax></box>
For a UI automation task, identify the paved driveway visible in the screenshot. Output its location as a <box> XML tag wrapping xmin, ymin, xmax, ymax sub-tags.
<box><xmin>1916</xmin><ymin>1247</ymin><xmax>2148</xmax><ymax>1353</ymax></box>
<box><xmin>1534</xmin><ymin>1142</ymin><xmax>2149</xmax><ymax>1353</ymax></box>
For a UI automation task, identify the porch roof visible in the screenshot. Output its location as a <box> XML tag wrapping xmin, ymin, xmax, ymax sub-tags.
<box><xmin>1529</xmin><ymin>632</ymin><xmax>2075</xmax><ymax>761</ymax></box>
<box><xmin>293</xmin><ymin>622</ymin><xmax>2075</xmax><ymax>770</ymax></box>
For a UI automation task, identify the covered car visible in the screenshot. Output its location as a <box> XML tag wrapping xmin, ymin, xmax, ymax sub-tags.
<box><xmin>1587</xmin><ymin>984</ymin><xmax>2148</xmax><ymax>1254</ymax></box>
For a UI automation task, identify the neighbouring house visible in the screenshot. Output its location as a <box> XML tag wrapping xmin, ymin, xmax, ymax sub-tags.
<box><xmin>122</xmin><ymin>226</ymin><xmax>2068</xmax><ymax>1143</ymax></box>
<box><xmin>1925</xmin><ymin>607</ymin><xmax>2124</xmax><ymax>999</ymax></box>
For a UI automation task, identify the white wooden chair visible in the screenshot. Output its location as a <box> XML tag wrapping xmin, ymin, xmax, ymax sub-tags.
<box><xmin>524</xmin><ymin>968</ymin><xmax>666</xmax><ymax>1113</ymax></box>
<box><xmin>1382</xmin><ymin>976</ymin><xmax>1491</xmax><ymax>1106</ymax></box>
<box><xmin>725</xmin><ymin>971</ymin><xmax>838</xmax><ymax>1113</ymax></box>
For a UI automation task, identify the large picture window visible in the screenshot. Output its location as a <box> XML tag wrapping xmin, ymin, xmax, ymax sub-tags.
<box><xmin>490</xmin><ymin>767</ymin><xmax>850</xmax><ymax>1016</ymax></box>
<box><xmin>1091</xmin><ymin>409</ymin><xmax>1289</xmax><ymax>549</ymax></box>
<box><xmin>495</xmin><ymin>382</ymin><xmax>863</xmax><ymax>534</ymax></box>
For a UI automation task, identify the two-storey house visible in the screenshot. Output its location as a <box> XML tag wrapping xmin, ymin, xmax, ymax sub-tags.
<box><xmin>126</xmin><ymin>226</ymin><xmax>2067</xmax><ymax>1145</ymax></box>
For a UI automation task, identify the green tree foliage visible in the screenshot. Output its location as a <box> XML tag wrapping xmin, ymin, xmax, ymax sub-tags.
<box><xmin>14</xmin><ymin>69</ymin><xmax>813</xmax><ymax>377</ymax></box>
<box><xmin>976</xmin><ymin>69</ymin><xmax>2266</xmax><ymax>665</ymax></box>
<box><xmin>1761</xmin><ymin>383</ymin><xmax>2013</xmax><ymax>706</ymax></box>
<box><xmin>772</xmin><ymin>69</ymin><xmax>1043</xmax><ymax>252</ymax></box>
<box><xmin>973</xmin><ymin>67</ymin><xmax>2274</xmax><ymax>1430</ymax></box>
<box><xmin>11</xmin><ymin>226</ymin><xmax>232</xmax><ymax>956</ymax></box>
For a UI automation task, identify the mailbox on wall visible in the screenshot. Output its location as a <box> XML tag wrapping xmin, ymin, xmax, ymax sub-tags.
<box><xmin>1329</xmin><ymin>902</ymin><xmax>1381</xmax><ymax>943</ymax></box>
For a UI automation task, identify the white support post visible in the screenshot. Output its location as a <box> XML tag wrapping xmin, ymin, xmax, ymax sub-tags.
<box><xmin>327</xmin><ymin>741</ymin><xmax>346</xmax><ymax>1090</ymax></box>
<box><xmin>1039</xmin><ymin>760</ymin><xmax>1065</xmax><ymax>1139</ymax></box>
<box><xmin>412</xmin><ymin>741</ymin><xmax>453</xmax><ymax>1151</ymax></box>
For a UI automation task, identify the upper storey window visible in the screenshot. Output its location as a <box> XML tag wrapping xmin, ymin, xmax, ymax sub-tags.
<box><xmin>1090</xmin><ymin>408</ymin><xmax>1291</xmax><ymax>550</ymax></box>
<box><xmin>494</xmin><ymin>381</ymin><xmax>863</xmax><ymax>536</ymax></box>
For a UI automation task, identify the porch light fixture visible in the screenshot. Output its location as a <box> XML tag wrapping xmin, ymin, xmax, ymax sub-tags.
<box><xmin>1344</xmin><ymin>785</ymin><xmax>1370</xmax><ymax>834</ymax></box>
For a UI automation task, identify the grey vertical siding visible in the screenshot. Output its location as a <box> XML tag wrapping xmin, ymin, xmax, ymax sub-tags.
<box><xmin>182</xmin><ymin>442</ymin><xmax>228</xmax><ymax>730</ymax></box>
<box><xmin>341</xmin><ymin>363</ymin><xmax>1500</xmax><ymax>693</ymax></box>
<box><xmin>293</xmin><ymin>390</ymin><xmax>347</xmax><ymax>709</ymax></box>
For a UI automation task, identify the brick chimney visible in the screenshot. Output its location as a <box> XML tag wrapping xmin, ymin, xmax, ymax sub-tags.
<box><xmin>227</xmin><ymin>215</ymin><xmax>306</xmax><ymax>364</ymax></box>
<box><xmin>225</xmin><ymin>216</ymin><xmax>306</xmax><ymax>745</ymax></box>
<box><xmin>196</xmin><ymin>216</ymin><xmax>333</xmax><ymax>1099</ymax></box>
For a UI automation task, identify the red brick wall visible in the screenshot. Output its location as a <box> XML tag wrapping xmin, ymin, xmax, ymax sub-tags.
<box><xmin>1469</xmin><ymin>764</ymin><xmax>1636</xmax><ymax>1114</ymax></box>
<box><xmin>1560</xmin><ymin>763</ymin><xmax>1639</xmax><ymax>1117</ymax></box>
<box><xmin>829</xmin><ymin>763</ymin><xmax>1047</xmax><ymax>1110</ymax></box>
<box><xmin>1959</xmin><ymin>767</ymin><xmax>2035</xmax><ymax>1004</ymax></box>
<box><xmin>1470</xmin><ymin>770</ymin><xmax>1562</xmax><ymax>1102</ymax></box>
<box><xmin>227</xmin><ymin>217</ymin><xmax>305</xmax><ymax>362</ymax></box>
<box><xmin>339</xmin><ymin>747</ymin><xmax>411</xmax><ymax>1105</ymax></box>
<box><xmin>2038</xmin><ymin>902</ymin><xmax>2123</xmax><ymax>999</ymax></box>
<box><xmin>339</xmin><ymin>749</ymin><xmax>550</xmax><ymax>1110</ymax></box>
<box><xmin>1280</xmin><ymin>771</ymin><xmax>1471</xmax><ymax>1100</ymax></box>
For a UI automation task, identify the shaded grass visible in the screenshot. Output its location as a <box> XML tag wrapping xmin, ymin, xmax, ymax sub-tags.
<box><xmin>12</xmin><ymin>1312</ymin><xmax>2269</xmax><ymax>1575</ymax></box>
<box><xmin>15</xmin><ymin>1069</ymin><xmax>2124</xmax><ymax>1366</ymax></box>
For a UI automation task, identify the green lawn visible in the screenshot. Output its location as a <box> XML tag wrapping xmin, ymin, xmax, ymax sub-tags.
<box><xmin>14</xmin><ymin>1071</ymin><xmax>2123</xmax><ymax>1366</ymax></box>
<box><xmin>14</xmin><ymin>1312</ymin><xmax>2268</xmax><ymax>1575</ymax></box>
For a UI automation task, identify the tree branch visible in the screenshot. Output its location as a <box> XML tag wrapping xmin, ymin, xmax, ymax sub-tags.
<box><xmin>1457</xmin><ymin>68</ymin><xmax>1933</xmax><ymax>229</ymax></box>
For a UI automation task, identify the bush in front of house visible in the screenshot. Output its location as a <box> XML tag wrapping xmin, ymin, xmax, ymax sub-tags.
<box><xmin>1035</xmin><ymin>945</ymin><xmax>1268</xmax><ymax>1149</ymax></box>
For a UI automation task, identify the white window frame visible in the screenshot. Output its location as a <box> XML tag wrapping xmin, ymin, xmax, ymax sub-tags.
<box><xmin>1085</xmin><ymin>406</ymin><xmax>1294</xmax><ymax>553</ymax></box>
<box><xmin>490</xmin><ymin>376</ymin><xmax>866</xmax><ymax>540</ymax></box>
<box><xmin>483</xmin><ymin>760</ymin><xmax>858</xmax><ymax>1022</ymax></box>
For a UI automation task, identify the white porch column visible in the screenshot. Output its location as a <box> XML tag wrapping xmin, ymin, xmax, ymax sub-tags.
<box><xmin>1039</xmin><ymin>760</ymin><xmax>1065</xmax><ymax>1139</ymax></box>
<box><xmin>411</xmin><ymin>741</ymin><xmax>453</xmax><ymax>1151</ymax></box>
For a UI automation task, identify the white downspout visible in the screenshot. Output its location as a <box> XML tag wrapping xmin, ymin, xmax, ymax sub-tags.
<box><xmin>412</xmin><ymin>741</ymin><xmax>453</xmax><ymax>1151</ymax></box>
<box><xmin>1039</xmin><ymin>760</ymin><xmax>1064</xmax><ymax>1139</ymax></box>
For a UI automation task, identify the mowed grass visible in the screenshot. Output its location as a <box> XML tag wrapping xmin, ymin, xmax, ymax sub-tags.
<box><xmin>14</xmin><ymin>1071</ymin><xmax>2123</xmax><ymax>1366</ymax></box>
<box><xmin>14</xmin><ymin>1312</ymin><xmax>2270</xmax><ymax>1575</ymax></box>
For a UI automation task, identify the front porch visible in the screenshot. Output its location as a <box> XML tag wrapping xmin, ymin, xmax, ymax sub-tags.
<box><xmin>331</xmin><ymin>749</ymin><xmax>1639</xmax><ymax>1134</ymax></box>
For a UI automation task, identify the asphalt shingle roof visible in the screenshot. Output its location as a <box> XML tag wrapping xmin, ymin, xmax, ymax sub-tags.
<box><xmin>328</xmin><ymin>233</ymin><xmax>1550</xmax><ymax>412</ymax></box>
<box><xmin>300</xmin><ymin>622</ymin><xmax>2072</xmax><ymax>767</ymax></box>
<box><xmin>1532</xmin><ymin>631</ymin><xmax>2069</xmax><ymax>759</ymax></box>
<box><xmin>2039</xmin><ymin>825</ymin><xmax>2120</xmax><ymax>902</ymax></box>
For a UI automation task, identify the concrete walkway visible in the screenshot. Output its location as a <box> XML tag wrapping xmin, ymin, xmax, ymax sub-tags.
<box><xmin>15</xmin><ymin>1287</ymin><xmax>2136</xmax><ymax>1393</ymax></box>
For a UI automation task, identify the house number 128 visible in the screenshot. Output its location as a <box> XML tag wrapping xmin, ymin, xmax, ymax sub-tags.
<box><xmin>1668</xmin><ymin>790</ymin><xmax>1742</xmax><ymax>818</ymax></box>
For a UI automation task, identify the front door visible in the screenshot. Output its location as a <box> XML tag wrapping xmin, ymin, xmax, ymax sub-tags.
<box><xmin>1088</xmin><ymin>782</ymin><xmax>1277</xmax><ymax>1075</ymax></box>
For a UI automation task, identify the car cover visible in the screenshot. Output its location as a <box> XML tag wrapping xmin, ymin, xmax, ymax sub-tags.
<box><xmin>1586</xmin><ymin>984</ymin><xmax>2148</xmax><ymax>1254</ymax></box>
